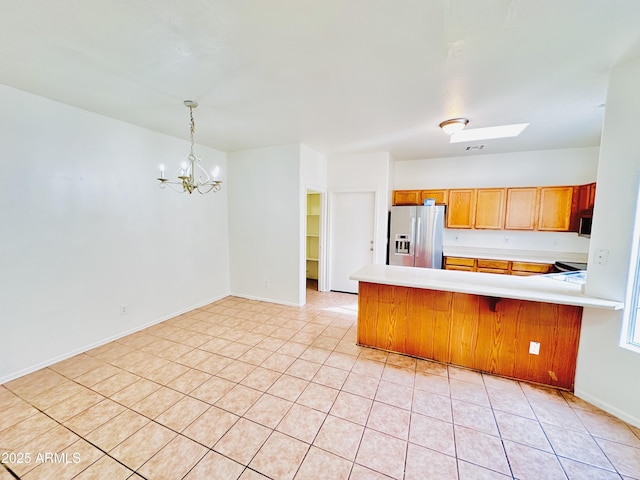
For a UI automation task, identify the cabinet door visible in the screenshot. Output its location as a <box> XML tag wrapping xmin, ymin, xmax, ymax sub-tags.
<box><xmin>576</xmin><ymin>184</ymin><xmax>592</xmax><ymax>212</ymax></box>
<box><xmin>474</xmin><ymin>188</ymin><xmax>505</xmax><ymax>229</ymax></box>
<box><xmin>505</xmin><ymin>188</ymin><xmax>538</xmax><ymax>230</ymax></box>
<box><xmin>588</xmin><ymin>182</ymin><xmax>596</xmax><ymax>209</ymax></box>
<box><xmin>392</xmin><ymin>190</ymin><xmax>420</xmax><ymax>205</ymax></box>
<box><xmin>420</xmin><ymin>189</ymin><xmax>448</xmax><ymax>205</ymax></box>
<box><xmin>447</xmin><ymin>189</ymin><xmax>476</xmax><ymax>229</ymax></box>
<box><xmin>570</xmin><ymin>184</ymin><xmax>591</xmax><ymax>231</ymax></box>
<box><xmin>537</xmin><ymin>186</ymin><xmax>574</xmax><ymax>231</ymax></box>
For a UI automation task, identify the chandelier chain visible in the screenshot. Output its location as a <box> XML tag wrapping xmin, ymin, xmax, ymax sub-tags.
<box><xmin>189</xmin><ymin>107</ymin><xmax>195</xmax><ymax>156</ymax></box>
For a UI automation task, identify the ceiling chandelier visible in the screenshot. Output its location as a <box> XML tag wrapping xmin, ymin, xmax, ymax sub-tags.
<box><xmin>157</xmin><ymin>100</ymin><xmax>222</xmax><ymax>194</ymax></box>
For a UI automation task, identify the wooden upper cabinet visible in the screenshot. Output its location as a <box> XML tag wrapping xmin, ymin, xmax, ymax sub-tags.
<box><xmin>474</xmin><ymin>188</ymin><xmax>505</xmax><ymax>229</ymax></box>
<box><xmin>588</xmin><ymin>182</ymin><xmax>596</xmax><ymax>208</ymax></box>
<box><xmin>392</xmin><ymin>190</ymin><xmax>420</xmax><ymax>205</ymax></box>
<box><xmin>447</xmin><ymin>189</ymin><xmax>476</xmax><ymax>229</ymax></box>
<box><xmin>393</xmin><ymin>183</ymin><xmax>593</xmax><ymax>231</ymax></box>
<box><xmin>537</xmin><ymin>186</ymin><xmax>574</xmax><ymax>231</ymax></box>
<box><xmin>420</xmin><ymin>189</ymin><xmax>448</xmax><ymax>205</ymax></box>
<box><xmin>505</xmin><ymin>188</ymin><xmax>538</xmax><ymax>230</ymax></box>
<box><xmin>575</xmin><ymin>182</ymin><xmax>596</xmax><ymax>211</ymax></box>
<box><xmin>576</xmin><ymin>184</ymin><xmax>593</xmax><ymax>213</ymax></box>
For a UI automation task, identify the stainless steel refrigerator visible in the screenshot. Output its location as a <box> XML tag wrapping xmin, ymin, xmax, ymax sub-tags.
<box><xmin>388</xmin><ymin>205</ymin><xmax>445</xmax><ymax>268</ymax></box>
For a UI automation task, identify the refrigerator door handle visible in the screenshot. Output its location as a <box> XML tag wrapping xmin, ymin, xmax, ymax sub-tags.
<box><xmin>409</xmin><ymin>216</ymin><xmax>416</xmax><ymax>258</ymax></box>
<box><xmin>415</xmin><ymin>216</ymin><xmax>422</xmax><ymax>259</ymax></box>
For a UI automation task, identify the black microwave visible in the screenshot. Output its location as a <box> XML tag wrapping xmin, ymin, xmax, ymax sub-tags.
<box><xmin>579</xmin><ymin>215</ymin><xmax>592</xmax><ymax>237</ymax></box>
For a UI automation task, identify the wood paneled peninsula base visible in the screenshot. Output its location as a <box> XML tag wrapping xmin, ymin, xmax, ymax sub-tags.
<box><xmin>351</xmin><ymin>265</ymin><xmax>623</xmax><ymax>391</ymax></box>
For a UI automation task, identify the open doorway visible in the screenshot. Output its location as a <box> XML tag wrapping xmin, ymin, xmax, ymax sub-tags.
<box><xmin>306</xmin><ymin>190</ymin><xmax>325</xmax><ymax>292</ymax></box>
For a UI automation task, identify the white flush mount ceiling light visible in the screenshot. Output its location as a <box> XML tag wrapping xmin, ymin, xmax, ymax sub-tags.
<box><xmin>449</xmin><ymin>123</ymin><xmax>529</xmax><ymax>143</ymax></box>
<box><xmin>157</xmin><ymin>100</ymin><xmax>222</xmax><ymax>194</ymax></box>
<box><xmin>439</xmin><ymin>118</ymin><xmax>469</xmax><ymax>135</ymax></box>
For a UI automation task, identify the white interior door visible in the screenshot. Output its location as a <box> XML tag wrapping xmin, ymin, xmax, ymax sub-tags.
<box><xmin>330</xmin><ymin>191</ymin><xmax>376</xmax><ymax>293</ymax></box>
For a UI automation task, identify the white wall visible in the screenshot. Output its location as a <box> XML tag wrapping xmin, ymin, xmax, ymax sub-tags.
<box><xmin>227</xmin><ymin>144</ymin><xmax>302</xmax><ymax>306</ymax></box>
<box><xmin>575</xmin><ymin>57</ymin><xmax>640</xmax><ymax>427</ymax></box>
<box><xmin>328</xmin><ymin>152</ymin><xmax>393</xmax><ymax>265</ymax></box>
<box><xmin>394</xmin><ymin>147</ymin><xmax>599</xmax><ymax>189</ymax></box>
<box><xmin>0</xmin><ymin>85</ymin><xmax>230</xmax><ymax>383</ymax></box>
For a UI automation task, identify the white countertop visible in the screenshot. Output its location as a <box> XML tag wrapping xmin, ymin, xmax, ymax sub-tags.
<box><xmin>350</xmin><ymin>264</ymin><xmax>623</xmax><ymax>310</ymax></box>
<box><xmin>442</xmin><ymin>246</ymin><xmax>588</xmax><ymax>264</ymax></box>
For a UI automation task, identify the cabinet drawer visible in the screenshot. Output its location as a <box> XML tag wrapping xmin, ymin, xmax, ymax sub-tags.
<box><xmin>476</xmin><ymin>259</ymin><xmax>509</xmax><ymax>270</ymax></box>
<box><xmin>445</xmin><ymin>264</ymin><xmax>475</xmax><ymax>271</ymax></box>
<box><xmin>445</xmin><ymin>257</ymin><xmax>476</xmax><ymax>267</ymax></box>
<box><xmin>477</xmin><ymin>267</ymin><xmax>508</xmax><ymax>275</ymax></box>
<box><xmin>511</xmin><ymin>262</ymin><xmax>553</xmax><ymax>273</ymax></box>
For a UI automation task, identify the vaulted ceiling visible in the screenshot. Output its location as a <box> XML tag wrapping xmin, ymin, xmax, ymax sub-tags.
<box><xmin>2</xmin><ymin>0</ymin><xmax>640</xmax><ymax>160</ymax></box>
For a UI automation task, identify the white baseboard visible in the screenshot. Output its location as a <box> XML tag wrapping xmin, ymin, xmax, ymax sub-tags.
<box><xmin>0</xmin><ymin>293</ymin><xmax>229</xmax><ymax>386</ymax></box>
<box><xmin>573</xmin><ymin>388</ymin><xmax>640</xmax><ymax>429</ymax></box>
<box><xmin>230</xmin><ymin>291</ymin><xmax>303</xmax><ymax>308</ymax></box>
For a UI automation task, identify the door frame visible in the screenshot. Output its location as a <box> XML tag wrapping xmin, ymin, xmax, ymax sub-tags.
<box><xmin>327</xmin><ymin>188</ymin><xmax>379</xmax><ymax>293</ymax></box>
<box><xmin>304</xmin><ymin>186</ymin><xmax>329</xmax><ymax>296</ymax></box>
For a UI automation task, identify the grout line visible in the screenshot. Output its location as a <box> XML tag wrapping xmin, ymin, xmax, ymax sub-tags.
<box><xmin>3</xmin><ymin>291</ymin><xmax>637</xmax><ymax>479</ymax></box>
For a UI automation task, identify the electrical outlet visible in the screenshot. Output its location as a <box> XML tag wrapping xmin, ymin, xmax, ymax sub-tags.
<box><xmin>594</xmin><ymin>249</ymin><xmax>609</xmax><ymax>265</ymax></box>
<box><xmin>264</xmin><ymin>280</ymin><xmax>270</xmax><ymax>288</ymax></box>
<box><xmin>120</xmin><ymin>304</ymin><xmax>128</xmax><ymax>315</ymax></box>
<box><xmin>529</xmin><ymin>341</ymin><xmax>540</xmax><ymax>355</ymax></box>
<box><xmin>503</xmin><ymin>236</ymin><xmax>510</xmax><ymax>244</ymax></box>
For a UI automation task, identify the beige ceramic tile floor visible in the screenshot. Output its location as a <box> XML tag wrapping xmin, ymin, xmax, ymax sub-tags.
<box><xmin>2</xmin><ymin>288</ymin><xmax>640</xmax><ymax>480</ymax></box>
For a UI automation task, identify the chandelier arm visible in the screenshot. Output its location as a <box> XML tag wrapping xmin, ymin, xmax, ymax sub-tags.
<box><xmin>159</xmin><ymin>180</ymin><xmax>189</xmax><ymax>193</ymax></box>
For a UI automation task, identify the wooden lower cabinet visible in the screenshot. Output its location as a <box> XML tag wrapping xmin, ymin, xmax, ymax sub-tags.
<box><xmin>511</xmin><ymin>261</ymin><xmax>554</xmax><ymax>275</ymax></box>
<box><xmin>444</xmin><ymin>257</ymin><xmax>553</xmax><ymax>276</ymax></box>
<box><xmin>357</xmin><ymin>282</ymin><xmax>582</xmax><ymax>389</ymax></box>
<box><xmin>444</xmin><ymin>256</ymin><xmax>476</xmax><ymax>271</ymax></box>
<box><xmin>476</xmin><ymin>258</ymin><xmax>509</xmax><ymax>274</ymax></box>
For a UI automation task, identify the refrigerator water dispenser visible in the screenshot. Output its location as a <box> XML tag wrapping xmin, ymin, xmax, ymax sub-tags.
<box><xmin>395</xmin><ymin>234</ymin><xmax>411</xmax><ymax>255</ymax></box>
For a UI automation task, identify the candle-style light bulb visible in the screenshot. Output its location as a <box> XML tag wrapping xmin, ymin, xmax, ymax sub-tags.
<box><xmin>212</xmin><ymin>166</ymin><xmax>220</xmax><ymax>181</ymax></box>
<box><xmin>159</xmin><ymin>164</ymin><xmax>165</xmax><ymax>179</ymax></box>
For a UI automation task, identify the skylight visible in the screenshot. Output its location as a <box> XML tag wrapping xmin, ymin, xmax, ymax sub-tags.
<box><xmin>450</xmin><ymin>123</ymin><xmax>529</xmax><ymax>143</ymax></box>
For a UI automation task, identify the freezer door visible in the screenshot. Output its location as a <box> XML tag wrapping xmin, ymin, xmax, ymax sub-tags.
<box><xmin>388</xmin><ymin>206</ymin><xmax>416</xmax><ymax>266</ymax></box>
<box><xmin>414</xmin><ymin>205</ymin><xmax>444</xmax><ymax>268</ymax></box>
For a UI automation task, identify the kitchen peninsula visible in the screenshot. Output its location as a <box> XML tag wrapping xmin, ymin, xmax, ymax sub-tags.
<box><xmin>350</xmin><ymin>264</ymin><xmax>622</xmax><ymax>390</ymax></box>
